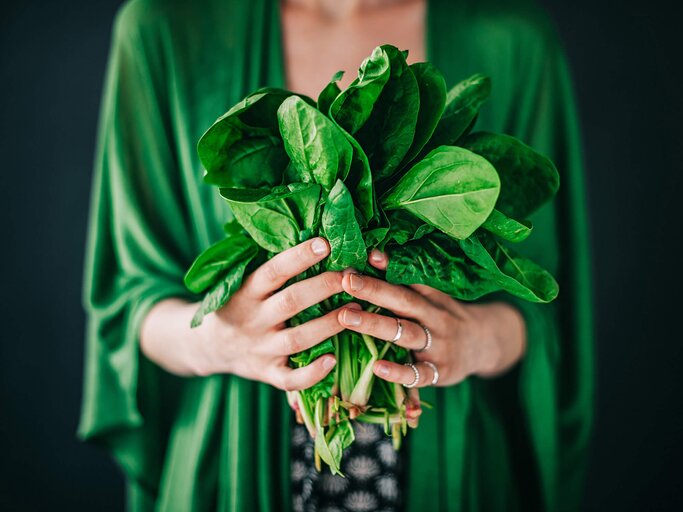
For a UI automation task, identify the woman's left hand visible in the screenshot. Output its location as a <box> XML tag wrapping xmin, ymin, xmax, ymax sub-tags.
<box><xmin>337</xmin><ymin>250</ymin><xmax>527</xmax><ymax>388</ymax></box>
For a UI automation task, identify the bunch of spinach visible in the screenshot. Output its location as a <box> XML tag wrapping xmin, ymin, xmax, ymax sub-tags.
<box><xmin>184</xmin><ymin>44</ymin><xmax>560</xmax><ymax>475</ymax></box>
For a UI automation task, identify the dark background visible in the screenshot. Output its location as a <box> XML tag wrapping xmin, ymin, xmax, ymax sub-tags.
<box><xmin>1</xmin><ymin>0</ymin><xmax>681</xmax><ymax>510</ymax></box>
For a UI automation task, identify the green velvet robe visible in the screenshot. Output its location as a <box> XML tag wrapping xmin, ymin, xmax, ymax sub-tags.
<box><xmin>78</xmin><ymin>0</ymin><xmax>594</xmax><ymax>510</ymax></box>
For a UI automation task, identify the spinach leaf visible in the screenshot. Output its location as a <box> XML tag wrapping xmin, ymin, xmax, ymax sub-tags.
<box><xmin>397</xmin><ymin>62</ymin><xmax>447</xmax><ymax>169</ymax></box>
<box><xmin>198</xmin><ymin>88</ymin><xmax>313</xmax><ymax>188</ymax></box>
<box><xmin>354</xmin><ymin>45</ymin><xmax>420</xmax><ymax>181</ymax></box>
<box><xmin>463</xmin><ymin>132</ymin><xmax>560</xmax><ymax>218</ymax></box>
<box><xmin>382</xmin><ymin>146</ymin><xmax>500</xmax><ymax>239</ymax></box>
<box><xmin>278</xmin><ymin>96</ymin><xmax>353</xmax><ymax>192</ymax></box>
<box><xmin>329</xmin><ymin>46</ymin><xmax>390</xmax><ymax>134</ymax></box>
<box><xmin>481</xmin><ymin>209</ymin><xmax>533</xmax><ymax>242</ymax></box>
<box><xmin>322</xmin><ymin>180</ymin><xmax>367</xmax><ymax>272</ymax></box>
<box><xmin>191</xmin><ymin>250</ymin><xmax>258</xmax><ymax>327</ymax></box>
<box><xmin>419</xmin><ymin>74</ymin><xmax>491</xmax><ymax>157</ymax></box>
<box><xmin>220</xmin><ymin>183</ymin><xmax>322</xmax><ymax>253</ymax></box>
<box><xmin>326</xmin><ymin>421</ymin><xmax>355</xmax><ymax>475</ymax></box>
<box><xmin>458</xmin><ymin>233</ymin><xmax>559</xmax><ymax>302</ymax></box>
<box><xmin>183</xmin><ymin>234</ymin><xmax>258</xmax><ymax>294</ymax></box>
<box><xmin>384</xmin><ymin>210</ymin><xmax>435</xmax><ymax>246</ymax></box>
<box><xmin>385</xmin><ymin>234</ymin><xmax>497</xmax><ymax>300</ymax></box>
<box><xmin>291</xmin><ymin>338</ymin><xmax>335</xmax><ymax>366</ymax></box>
<box><xmin>317</xmin><ymin>70</ymin><xmax>344</xmax><ymax>117</ymax></box>
<box><xmin>203</xmin><ymin>135</ymin><xmax>289</xmax><ymax>188</ymax></box>
<box><xmin>341</xmin><ymin>129</ymin><xmax>374</xmax><ymax>225</ymax></box>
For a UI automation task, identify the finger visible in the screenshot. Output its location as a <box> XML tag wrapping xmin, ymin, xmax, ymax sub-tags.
<box><xmin>337</xmin><ymin>308</ymin><xmax>429</xmax><ymax>351</ymax></box>
<box><xmin>242</xmin><ymin>238</ymin><xmax>330</xmax><ymax>298</ymax></box>
<box><xmin>263</xmin><ymin>271</ymin><xmax>344</xmax><ymax>324</ymax></box>
<box><xmin>341</xmin><ymin>273</ymin><xmax>432</xmax><ymax>319</ymax></box>
<box><xmin>275</xmin><ymin>303</ymin><xmax>361</xmax><ymax>356</ymax></box>
<box><xmin>273</xmin><ymin>355</ymin><xmax>336</xmax><ymax>392</ymax></box>
<box><xmin>409</xmin><ymin>284</ymin><xmax>454</xmax><ymax>308</ymax></box>
<box><xmin>372</xmin><ymin>360</ymin><xmax>437</xmax><ymax>388</ymax></box>
<box><xmin>368</xmin><ymin>249</ymin><xmax>388</xmax><ymax>270</ymax></box>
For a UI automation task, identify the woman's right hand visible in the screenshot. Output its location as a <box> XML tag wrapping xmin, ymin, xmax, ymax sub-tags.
<box><xmin>185</xmin><ymin>237</ymin><xmax>356</xmax><ymax>390</ymax></box>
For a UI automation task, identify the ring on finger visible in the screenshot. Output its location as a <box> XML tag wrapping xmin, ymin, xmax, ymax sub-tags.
<box><xmin>423</xmin><ymin>361</ymin><xmax>439</xmax><ymax>386</ymax></box>
<box><xmin>416</xmin><ymin>325</ymin><xmax>432</xmax><ymax>352</ymax></box>
<box><xmin>404</xmin><ymin>363</ymin><xmax>420</xmax><ymax>388</ymax></box>
<box><xmin>389</xmin><ymin>318</ymin><xmax>403</xmax><ymax>344</ymax></box>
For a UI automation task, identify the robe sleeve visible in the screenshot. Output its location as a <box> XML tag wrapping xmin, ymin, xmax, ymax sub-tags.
<box><xmin>505</xmin><ymin>19</ymin><xmax>595</xmax><ymax>511</ymax></box>
<box><xmin>77</xmin><ymin>3</ymin><xmax>197</xmax><ymax>498</ymax></box>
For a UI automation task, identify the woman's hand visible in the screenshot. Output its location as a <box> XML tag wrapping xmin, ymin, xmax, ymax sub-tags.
<box><xmin>142</xmin><ymin>238</ymin><xmax>357</xmax><ymax>392</ymax></box>
<box><xmin>336</xmin><ymin>250</ymin><xmax>527</xmax><ymax>387</ymax></box>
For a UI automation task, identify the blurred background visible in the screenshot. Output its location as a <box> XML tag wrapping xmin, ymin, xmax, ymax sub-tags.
<box><xmin>1</xmin><ymin>0</ymin><xmax>681</xmax><ymax>510</ymax></box>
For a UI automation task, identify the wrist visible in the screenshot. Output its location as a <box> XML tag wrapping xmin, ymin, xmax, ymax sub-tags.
<box><xmin>470</xmin><ymin>301</ymin><xmax>526</xmax><ymax>378</ymax></box>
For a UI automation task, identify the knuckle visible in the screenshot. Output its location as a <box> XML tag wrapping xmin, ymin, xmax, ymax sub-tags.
<box><xmin>396</xmin><ymin>288</ymin><xmax>414</xmax><ymax>312</ymax></box>
<box><xmin>282</xmin><ymin>330</ymin><xmax>301</xmax><ymax>355</ymax></box>
<box><xmin>264</xmin><ymin>260</ymin><xmax>282</xmax><ymax>282</ymax></box>
<box><xmin>295</xmin><ymin>243</ymin><xmax>312</xmax><ymax>265</ymax></box>
<box><xmin>321</xmin><ymin>272</ymin><xmax>342</xmax><ymax>293</ymax></box>
<box><xmin>277</xmin><ymin>289</ymin><xmax>299</xmax><ymax>314</ymax></box>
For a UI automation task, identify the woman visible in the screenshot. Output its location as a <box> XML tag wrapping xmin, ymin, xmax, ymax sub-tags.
<box><xmin>79</xmin><ymin>0</ymin><xmax>594</xmax><ymax>510</ymax></box>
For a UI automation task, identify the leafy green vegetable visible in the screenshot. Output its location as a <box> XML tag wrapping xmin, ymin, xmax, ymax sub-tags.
<box><xmin>184</xmin><ymin>234</ymin><xmax>258</xmax><ymax>294</ymax></box>
<box><xmin>458</xmin><ymin>233</ymin><xmax>559</xmax><ymax>302</ymax></box>
<box><xmin>278</xmin><ymin>96</ymin><xmax>353</xmax><ymax>192</ymax></box>
<box><xmin>198</xmin><ymin>88</ymin><xmax>314</xmax><ymax>188</ymax></box>
<box><xmin>188</xmin><ymin>43</ymin><xmax>562</xmax><ymax>475</ymax></box>
<box><xmin>463</xmin><ymin>131</ymin><xmax>560</xmax><ymax>218</ymax></box>
<box><xmin>321</xmin><ymin>180</ymin><xmax>367</xmax><ymax>272</ymax></box>
<box><xmin>354</xmin><ymin>45</ymin><xmax>420</xmax><ymax>181</ymax></box>
<box><xmin>329</xmin><ymin>46</ymin><xmax>390</xmax><ymax>134</ymax></box>
<box><xmin>419</xmin><ymin>74</ymin><xmax>491</xmax><ymax>157</ymax></box>
<box><xmin>481</xmin><ymin>209</ymin><xmax>533</xmax><ymax>242</ymax></box>
<box><xmin>398</xmin><ymin>62</ymin><xmax>447</xmax><ymax>169</ymax></box>
<box><xmin>220</xmin><ymin>183</ymin><xmax>322</xmax><ymax>252</ymax></box>
<box><xmin>382</xmin><ymin>146</ymin><xmax>500</xmax><ymax>239</ymax></box>
<box><xmin>317</xmin><ymin>70</ymin><xmax>344</xmax><ymax>116</ymax></box>
<box><xmin>190</xmin><ymin>249</ymin><xmax>259</xmax><ymax>327</ymax></box>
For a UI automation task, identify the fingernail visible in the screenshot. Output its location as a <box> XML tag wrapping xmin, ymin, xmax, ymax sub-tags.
<box><xmin>342</xmin><ymin>308</ymin><xmax>361</xmax><ymax>326</ymax></box>
<box><xmin>369</xmin><ymin>249</ymin><xmax>384</xmax><ymax>263</ymax></box>
<box><xmin>349</xmin><ymin>273</ymin><xmax>364</xmax><ymax>291</ymax></box>
<box><xmin>375</xmin><ymin>362</ymin><xmax>389</xmax><ymax>377</ymax></box>
<box><xmin>322</xmin><ymin>356</ymin><xmax>336</xmax><ymax>371</ymax></box>
<box><xmin>311</xmin><ymin>238</ymin><xmax>328</xmax><ymax>255</ymax></box>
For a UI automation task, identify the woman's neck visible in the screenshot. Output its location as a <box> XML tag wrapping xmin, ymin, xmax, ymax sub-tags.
<box><xmin>284</xmin><ymin>0</ymin><xmax>420</xmax><ymax>21</ymax></box>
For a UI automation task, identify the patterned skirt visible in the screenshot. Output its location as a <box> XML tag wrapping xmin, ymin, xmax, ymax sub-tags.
<box><xmin>290</xmin><ymin>419</ymin><xmax>404</xmax><ymax>512</ymax></box>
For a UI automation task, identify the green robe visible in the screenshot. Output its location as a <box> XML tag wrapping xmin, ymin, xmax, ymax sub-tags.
<box><xmin>78</xmin><ymin>0</ymin><xmax>594</xmax><ymax>510</ymax></box>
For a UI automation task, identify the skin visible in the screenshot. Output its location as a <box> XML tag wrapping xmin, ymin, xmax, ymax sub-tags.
<box><xmin>141</xmin><ymin>0</ymin><xmax>527</xmax><ymax>391</ymax></box>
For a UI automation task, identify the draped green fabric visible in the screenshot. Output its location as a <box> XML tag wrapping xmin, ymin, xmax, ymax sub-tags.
<box><xmin>78</xmin><ymin>0</ymin><xmax>594</xmax><ymax>510</ymax></box>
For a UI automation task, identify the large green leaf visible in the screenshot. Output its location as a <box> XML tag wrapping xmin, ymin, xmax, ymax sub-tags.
<box><xmin>385</xmin><ymin>234</ymin><xmax>497</xmax><ymax>300</ymax></box>
<box><xmin>329</xmin><ymin>46</ymin><xmax>391</xmax><ymax>134</ymax></box>
<box><xmin>220</xmin><ymin>183</ymin><xmax>322</xmax><ymax>253</ymax></box>
<box><xmin>190</xmin><ymin>251</ymin><xmax>259</xmax><ymax>327</ymax></box>
<box><xmin>203</xmin><ymin>136</ymin><xmax>289</xmax><ymax>188</ymax></box>
<box><xmin>198</xmin><ymin>88</ymin><xmax>314</xmax><ymax>188</ymax></box>
<box><xmin>382</xmin><ymin>146</ymin><xmax>500</xmax><ymax>239</ymax></box>
<box><xmin>398</xmin><ymin>62</ymin><xmax>447</xmax><ymax>168</ymax></box>
<box><xmin>419</xmin><ymin>74</ymin><xmax>491</xmax><ymax>157</ymax></box>
<box><xmin>183</xmin><ymin>234</ymin><xmax>258</xmax><ymax>294</ymax></box>
<box><xmin>354</xmin><ymin>45</ymin><xmax>420</xmax><ymax>181</ymax></box>
<box><xmin>317</xmin><ymin>70</ymin><xmax>344</xmax><ymax>117</ymax></box>
<box><xmin>458</xmin><ymin>233</ymin><xmax>559</xmax><ymax>303</ymax></box>
<box><xmin>481</xmin><ymin>209</ymin><xmax>533</xmax><ymax>243</ymax></box>
<box><xmin>463</xmin><ymin>132</ymin><xmax>560</xmax><ymax>218</ymax></box>
<box><xmin>321</xmin><ymin>180</ymin><xmax>367</xmax><ymax>272</ymax></box>
<box><xmin>341</xmin><ymin>130</ymin><xmax>374</xmax><ymax>225</ymax></box>
<box><xmin>278</xmin><ymin>96</ymin><xmax>353</xmax><ymax>192</ymax></box>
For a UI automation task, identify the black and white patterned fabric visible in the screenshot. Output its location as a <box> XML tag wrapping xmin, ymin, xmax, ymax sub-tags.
<box><xmin>290</xmin><ymin>420</ymin><xmax>403</xmax><ymax>512</ymax></box>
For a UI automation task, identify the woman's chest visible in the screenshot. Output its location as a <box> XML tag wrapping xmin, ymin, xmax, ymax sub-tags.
<box><xmin>280</xmin><ymin>1</ymin><xmax>427</xmax><ymax>97</ymax></box>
